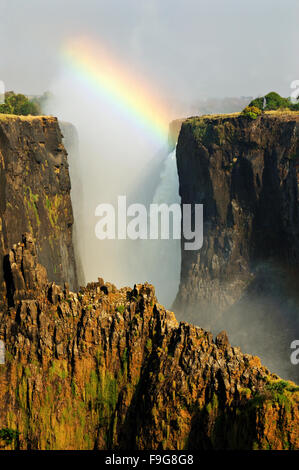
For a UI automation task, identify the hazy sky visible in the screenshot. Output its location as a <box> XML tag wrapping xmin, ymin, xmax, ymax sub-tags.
<box><xmin>0</xmin><ymin>0</ymin><xmax>298</xmax><ymax>104</ymax></box>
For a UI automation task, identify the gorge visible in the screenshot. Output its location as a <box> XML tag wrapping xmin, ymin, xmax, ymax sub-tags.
<box><xmin>0</xmin><ymin>112</ymin><xmax>298</xmax><ymax>450</ymax></box>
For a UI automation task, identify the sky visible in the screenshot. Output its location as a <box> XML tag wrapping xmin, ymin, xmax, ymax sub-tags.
<box><xmin>0</xmin><ymin>0</ymin><xmax>298</xmax><ymax>104</ymax></box>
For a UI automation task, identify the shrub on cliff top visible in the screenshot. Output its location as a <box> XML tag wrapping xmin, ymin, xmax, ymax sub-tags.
<box><xmin>241</xmin><ymin>106</ymin><xmax>262</xmax><ymax>120</ymax></box>
<box><xmin>0</xmin><ymin>92</ymin><xmax>40</xmax><ymax>116</ymax></box>
<box><xmin>248</xmin><ymin>91</ymin><xmax>299</xmax><ymax>112</ymax></box>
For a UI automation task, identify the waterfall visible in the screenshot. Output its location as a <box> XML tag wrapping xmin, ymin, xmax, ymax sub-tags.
<box><xmin>147</xmin><ymin>147</ymin><xmax>181</xmax><ymax>308</ymax></box>
<box><xmin>62</xmin><ymin>120</ymin><xmax>181</xmax><ymax>309</ymax></box>
<box><xmin>153</xmin><ymin>148</ymin><xmax>180</xmax><ymax>206</ymax></box>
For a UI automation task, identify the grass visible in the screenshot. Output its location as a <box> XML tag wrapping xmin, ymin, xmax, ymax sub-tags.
<box><xmin>265</xmin><ymin>379</ymin><xmax>299</xmax><ymax>394</ymax></box>
<box><xmin>242</xmin><ymin>378</ymin><xmax>299</xmax><ymax>417</ymax></box>
<box><xmin>0</xmin><ymin>113</ymin><xmax>55</xmax><ymax>121</ymax></box>
<box><xmin>186</xmin><ymin>109</ymin><xmax>299</xmax><ymax>124</ymax></box>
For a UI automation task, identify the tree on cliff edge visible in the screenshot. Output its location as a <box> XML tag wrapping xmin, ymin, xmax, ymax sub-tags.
<box><xmin>0</xmin><ymin>92</ymin><xmax>40</xmax><ymax>115</ymax></box>
<box><xmin>248</xmin><ymin>91</ymin><xmax>299</xmax><ymax>112</ymax></box>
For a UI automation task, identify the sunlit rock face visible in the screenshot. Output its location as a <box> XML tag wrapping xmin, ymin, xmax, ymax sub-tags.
<box><xmin>0</xmin><ymin>115</ymin><xmax>79</xmax><ymax>303</ymax></box>
<box><xmin>0</xmin><ymin>235</ymin><xmax>298</xmax><ymax>450</ymax></box>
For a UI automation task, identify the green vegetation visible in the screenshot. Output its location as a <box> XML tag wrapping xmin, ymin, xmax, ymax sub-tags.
<box><xmin>186</xmin><ymin>117</ymin><xmax>237</xmax><ymax>147</ymax></box>
<box><xmin>120</xmin><ymin>348</ymin><xmax>129</xmax><ymax>378</ymax></box>
<box><xmin>265</xmin><ymin>379</ymin><xmax>299</xmax><ymax>394</ymax></box>
<box><xmin>240</xmin><ymin>387</ymin><xmax>252</xmax><ymax>399</ymax></box>
<box><xmin>241</xmin><ymin>379</ymin><xmax>298</xmax><ymax>417</ymax></box>
<box><xmin>241</xmin><ymin>105</ymin><xmax>262</xmax><ymax>120</ymax></box>
<box><xmin>116</xmin><ymin>305</ymin><xmax>125</xmax><ymax>314</ymax></box>
<box><xmin>247</xmin><ymin>91</ymin><xmax>299</xmax><ymax>112</ymax></box>
<box><xmin>206</xmin><ymin>393</ymin><xmax>219</xmax><ymax>414</ymax></box>
<box><xmin>0</xmin><ymin>92</ymin><xmax>40</xmax><ymax>115</ymax></box>
<box><xmin>24</xmin><ymin>187</ymin><xmax>40</xmax><ymax>227</ymax></box>
<box><xmin>44</xmin><ymin>194</ymin><xmax>62</xmax><ymax>227</ymax></box>
<box><xmin>49</xmin><ymin>360</ymin><xmax>68</xmax><ymax>380</ymax></box>
<box><xmin>0</xmin><ymin>428</ymin><xmax>20</xmax><ymax>445</ymax></box>
<box><xmin>146</xmin><ymin>338</ymin><xmax>152</xmax><ymax>352</ymax></box>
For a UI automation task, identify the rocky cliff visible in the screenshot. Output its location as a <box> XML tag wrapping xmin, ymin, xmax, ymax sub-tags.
<box><xmin>174</xmin><ymin>111</ymin><xmax>299</xmax><ymax>383</ymax></box>
<box><xmin>0</xmin><ymin>115</ymin><xmax>79</xmax><ymax>304</ymax></box>
<box><xmin>0</xmin><ymin>234</ymin><xmax>298</xmax><ymax>450</ymax></box>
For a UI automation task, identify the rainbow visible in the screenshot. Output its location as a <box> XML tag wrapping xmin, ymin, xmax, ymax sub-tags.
<box><xmin>62</xmin><ymin>37</ymin><xmax>170</xmax><ymax>143</ymax></box>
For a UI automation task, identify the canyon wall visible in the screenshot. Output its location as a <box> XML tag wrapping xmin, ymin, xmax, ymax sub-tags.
<box><xmin>0</xmin><ymin>111</ymin><xmax>298</xmax><ymax>450</ymax></box>
<box><xmin>174</xmin><ymin>111</ymin><xmax>299</xmax><ymax>382</ymax></box>
<box><xmin>0</xmin><ymin>234</ymin><xmax>298</xmax><ymax>450</ymax></box>
<box><xmin>0</xmin><ymin>115</ymin><xmax>79</xmax><ymax>305</ymax></box>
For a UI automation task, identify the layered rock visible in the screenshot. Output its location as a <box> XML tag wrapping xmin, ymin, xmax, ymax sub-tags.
<box><xmin>0</xmin><ymin>236</ymin><xmax>298</xmax><ymax>450</ymax></box>
<box><xmin>174</xmin><ymin>111</ymin><xmax>299</xmax><ymax>382</ymax></box>
<box><xmin>0</xmin><ymin>115</ymin><xmax>79</xmax><ymax>301</ymax></box>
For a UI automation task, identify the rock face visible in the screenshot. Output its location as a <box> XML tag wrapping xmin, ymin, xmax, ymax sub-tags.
<box><xmin>4</xmin><ymin>233</ymin><xmax>48</xmax><ymax>305</ymax></box>
<box><xmin>0</xmin><ymin>115</ymin><xmax>79</xmax><ymax>301</ymax></box>
<box><xmin>174</xmin><ymin>112</ymin><xmax>299</xmax><ymax>382</ymax></box>
<box><xmin>0</xmin><ymin>235</ymin><xmax>298</xmax><ymax>450</ymax></box>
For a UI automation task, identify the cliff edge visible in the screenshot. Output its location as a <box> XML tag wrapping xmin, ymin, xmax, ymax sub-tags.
<box><xmin>0</xmin><ymin>115</ymin><xmax>79</xmax><ymax>303</ymax></box>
